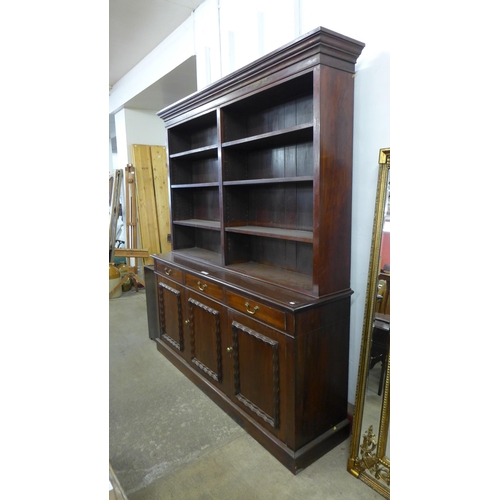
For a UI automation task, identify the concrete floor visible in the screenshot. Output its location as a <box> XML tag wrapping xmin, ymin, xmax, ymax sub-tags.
<box><xmin>109</xmin><ymin>288</ymin><xmax>383</xmax><ymax>500</ymax></box>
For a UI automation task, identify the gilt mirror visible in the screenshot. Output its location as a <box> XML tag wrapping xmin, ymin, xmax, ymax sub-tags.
<box><xmin>348</xmin><ymin>148</ymin><xmax>390</xmax><ymax>498</ymax></box>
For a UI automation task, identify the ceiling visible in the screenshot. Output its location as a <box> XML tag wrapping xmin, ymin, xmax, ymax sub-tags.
<box><xmin>109</xmin><ymin>0</ymin><xmax>205</xmax><ymax>123</ymax></box>
<box><xmin>109</xmin><ymin>0</ymin><xmax>205</xmax><ymax>87</ymax></box>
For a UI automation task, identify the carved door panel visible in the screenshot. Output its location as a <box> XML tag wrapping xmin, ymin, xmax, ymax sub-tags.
<box><xmin>186</xmin><ymin>291</ymin><xmax>229</xmax><ymax>393</ymax></box>
<box><xmin>228</xmin><ymin>310</ymin><xmax>287</xmax><ymax>441</ymax></box>
<box><xmin>157</xmin><ymin>276</ymin><xmax>185</xmax><ymax>355</ymax></box>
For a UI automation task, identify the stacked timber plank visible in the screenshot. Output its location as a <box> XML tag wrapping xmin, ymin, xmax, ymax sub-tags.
<box><xmin>131</xmin><ymin>144</ymin><xmax>171</xmax><ymax>265</ymax></box>
<box><xmin>150</xmin><ymin>145</ymin><xmax>171</xmax><ymax>255</ymax></box>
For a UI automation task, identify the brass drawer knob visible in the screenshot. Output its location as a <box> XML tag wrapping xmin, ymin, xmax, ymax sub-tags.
<box><xmin>184</xmin><ymin>319</ymin><xmax>190</xmax><ymax>325</ymax></box>
<box><xmin>244</xmin><ymin>302</ymin><xmax>259</xmax><ymax>315</ymax></box>
<box><xmin>164</xmin><ymin>268</ymin><xmax>172</xmax><ymax>276</ymax></box>
<box><xmin>227</xmin><ymin>347</ymin><xmax>233</xmax><ymax>353</ymax></box>
<box><xmin>197</xmin><ymin>281</ymin><xmax>208</xmax><ymax>291</ymax></box>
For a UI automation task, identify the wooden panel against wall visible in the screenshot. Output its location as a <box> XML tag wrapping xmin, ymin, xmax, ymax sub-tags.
<box><xmin>132</xmin><ymin>144</ymin><xmax>161</xmax><ymax>265</ymax></box>
<box><xmin>151</xmin><ymin>145</ymin><xmax>172</xmax><ymax>253</ymax></box>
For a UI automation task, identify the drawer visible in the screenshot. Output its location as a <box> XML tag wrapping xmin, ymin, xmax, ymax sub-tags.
<box><xmin>185</xmin><ymin>272</ymin><xmax>223</xmax><ymax>301</ymax></box>
<box><xmin>157</xmin><ymin>274</ymin><xmax>183</xmax><ymax>292</ymax></box>
<box><xmin>226</xmin><ymin>291</ymin><xmax>285</xmax><ymax>331</ymax></box>
<box><xmin>155</xmin><ymin>261</ymin><xmax>183</xmax><ymax>283</ymax></box>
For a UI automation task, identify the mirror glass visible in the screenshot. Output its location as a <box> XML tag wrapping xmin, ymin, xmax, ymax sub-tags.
<box><xmin>348</xmin><ymin>148</ymin><xmax>390</xmax><ymax>499</ymax></box>
<box><xmin>360</xmin><ymin>167</ymin><xmax>389</xmax><ymax>453</ymax></box>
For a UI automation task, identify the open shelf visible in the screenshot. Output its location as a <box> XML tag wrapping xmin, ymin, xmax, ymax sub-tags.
<box><xmin>171</xmin><ymin>186</ymin><xmax>219</xmax><ymax>220</ymax></box>
<box><xmin>223</xmin><ymin>176</ymin><xmax>313</xmax><ymax>186</ymax></box>
<box><xmin>225</xmin><ymin>225</ymin><xmax>312</xmax><ymax>243</ymax></box>
<box><xmin>172</xmin><ymin>182</ymin><xmax>219</xmax><ymax>189</ymax></box>
<box><xmin>221</xmin><ymin>72</ymin><xmax>313</xmax><ymax>144</ymax></box>
<box><xmin>168</xmin><ymin>110</ymin><xmax>218</xmax><ymax>155</ymax></box>
<box><xmin>223</xmin><ymin>140</ymin><xmax>313</xmax><ymax>182</ymax></box>
<box><xmin>173</xmin><ymin>219</ymin><xmax>221</xmax><ymax>230</ymax></box>
<box><xmin>170</xmin><ymin>144</ymin><xmax>218</xmax><ymax>159</ymax></box>
<box><xmin>226</xmin><ymin>261</ymin><xmax>313</xmax><ymax>294</ymax></box>
<box><xmin>172</xmin><ymin>224</ymin><xmax>222</xmax><ymax>262</ymax></box>
<box><xmin>225</xmin><ymin>232</ymin><xmax>312</xmax><ymax>282</ymax></box>
<box><xmin>222</xmin><ymin>124</ymin><xmax>313</xmax><ymax>150</ymax></box>
<box><xmin>169</xmin><ymin>146</ymin><xmax>219</xmax><ymax>186</ymax></box>
<box><xmin>224</xmin><ymin>182</ymin><xmax>313</xmax><ymax>236</ymax></box>
<box><xmin>171</xmin><ymin>247</ymin><xmax>223</xmax><ymax>267</ymax></box>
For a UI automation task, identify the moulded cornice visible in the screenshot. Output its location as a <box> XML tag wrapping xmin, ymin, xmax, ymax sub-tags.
<box><xmin>157</xmin><ymin>26</ymin><xmax>365</xmax><ymax>124</ymax></box>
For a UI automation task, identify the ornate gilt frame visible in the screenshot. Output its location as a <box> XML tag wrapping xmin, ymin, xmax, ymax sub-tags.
<box><xmin>348</xmin><ymin>148</ymin><xmax>390</xmax><ymax>499</ymax></box>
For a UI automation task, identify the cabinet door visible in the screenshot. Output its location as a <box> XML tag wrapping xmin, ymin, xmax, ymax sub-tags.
<box><xmin>186</xmin><ymin>291</ymin><xmax>228</xmax><ymax>393</ymax></box>
<box><xmin>228</xmin><ymin>311</ymin><xmax>287</xmax><ymax>441</ymax></box>
<box><xmin>157</xmin><ymin>276</ymin><xmax>185</xmax><ymax>354</ymax></box>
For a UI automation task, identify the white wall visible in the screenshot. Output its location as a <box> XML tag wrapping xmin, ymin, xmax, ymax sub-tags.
<box><xmin>193</xmin><ymin>0</ymin><xmax>222</xmax><ymax>88</ymax></box>
<box><xmin>349</xmin><ymin>52</ymin><xmax>390</xmax><ymax>404</ymax></box>
<box><xmin>111</xmin><ymin>108</ymin><xmax>165</xmax><ymax>172</ymax></box>
<box><xmin>110</xmin><ymin>0</ymin><xmax>390</xmax><ymax>404</ymax></box>
<box><xmin>217</xmin><ymin>0</ymin><xmax>299</xmax><ymax>79</ymax></box>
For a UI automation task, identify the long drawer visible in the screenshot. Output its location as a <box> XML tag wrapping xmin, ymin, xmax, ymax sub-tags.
<box><xmin>155</xmin><ymin>261</ymin><xmax>183</xmax><ymax>284</ymax></box>
<box><xmin>185</xmin><ymin>272</ymin><xmax>223</xmax><ymax>301</ymax></box>
<box><xmin>226</xmin><ymin>290</ymin><xmax>285</xmax><ymax>331</ymax></box>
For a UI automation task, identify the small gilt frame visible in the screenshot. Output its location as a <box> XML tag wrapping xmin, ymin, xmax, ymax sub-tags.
<box><xmin>347</xmin><ymin>148</ymin><xmax>390</xmax><ymax>499</ymax></box>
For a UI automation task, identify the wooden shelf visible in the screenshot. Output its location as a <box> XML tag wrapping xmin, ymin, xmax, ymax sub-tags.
<box><xmin>222</xmin><ymin>124</ymin><xmax>313</xmax><ymax>150</ymax></box>
<box><xmin>171</xmin><ymin>182</ymin><xmax>219</xmax><ymax>189</ymax></box>
<box><xmin>173</xmin><ymin>219</ymin><xmax>221</xmax><ymax>230</ymax></box>
<box><xmin>225</xmin><ymin>225</ymin><xmax>313</xmax><ymax>243</ymax></box>
<box><xmin>169</xmin><ymin>144</ymin><xmax>218</xmax><ymax>159</ymax></box>
<box><xmin>226</xmin><ymin>261</ymin><xmax>313</xmax><ymax>293</ymax></box>
<box><xmin>223</xmin><ymin>176</ymin><xmax>313</xmax><ymax>186</ymax></box>
<box><xmin>171</xmin><ymin>247</ymin><xmax>222</xmax><ymax>266</ymax></box>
